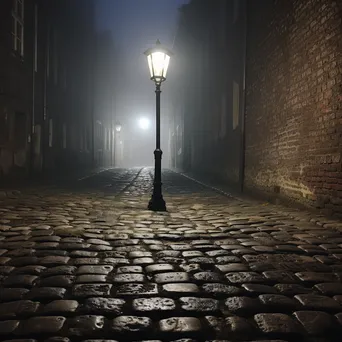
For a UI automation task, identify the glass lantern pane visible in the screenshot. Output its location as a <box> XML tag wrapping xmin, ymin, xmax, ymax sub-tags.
<box><xmin>147</xmin><ymin>55</ymin><xmax>153</xmax><ymax>78</ymax></box>
<box><xmin>162</xmin><ymin>55</ymin><xmax>170</xmax><ymax>78</ymax></box>
<box><xmin>151</xmin><ymin>51</ymin><xmax>167</xmax><ymax>78</ymax></box>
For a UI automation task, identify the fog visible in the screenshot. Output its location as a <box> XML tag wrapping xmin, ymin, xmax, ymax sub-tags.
<box><xmin>95</xmin><ymin>0</ymin><xmax>189</xmax><ymax>168</ymax></box>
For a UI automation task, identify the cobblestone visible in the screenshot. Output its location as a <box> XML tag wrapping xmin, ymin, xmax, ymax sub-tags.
<box><xmin>154</xmin><ymin>272</ymin><xmax>189</xmax><ymax>283</ymax></box>
<box><xmin>66</xmin><ymin>315</ymin><xmax>105</xmax><ymax>336</ymax></box>
<box><xmin>205</xmin><ymin>315</ymin><xmax>257</xmax><ymax>339</ymax></box>
<box><xmin>0</xmin><ymin>300</ymin><xmax>39</xmax><ymax>319</ymax></box>
<box><xmin>0</xmin><ymin>320</ymin><xmax>20</xmax><ymax>335</ymax></box>
<box><xmin>112</xmin><ymin>273</ymin><xmax>145</xmax><ymax>283</ymax></box>
<box><xmin>258</xmin><ymin>294</ymin><xmax>298</xmax><ymax>312</ymax></box>
<box><xmin>111</xmin><ymin>315</ymin><xmax>152</xmax><ymax>333</ymax></box>
<box><xmin>254</xmin><ymin>313</ymin><xmax>303</xmax><ymax>335</ymax></box>
<box><xmin>3</xmin><ymin>275</ymin><xmax>38</xmax><ymax>287</ymax></box>
<box><xmin>162</xmin><ymin>283</ymin><xmax>200</xmax><ymax>295</ymax></box>
<box><xmin>159</xmin><ymin>317</ymin><xmax>201</xmax><ymax>333</ymax></box>
<box><xmin>117</xmin><ymin>283</ymin><xmax>158</xmax><ymax>297</ymax></box>
<box><xmin>43</xmin><ymin>300</ymin><xmax>79</xmax><ymax>314</ymax></box>
<box><xmin>295</xmin><ymin>294</ymin><xmax>341</xmax><ymax>311</ymax></box>
<box><xmin>180</xmin><ymin>297</ymin><xmax>219</xmax><ymax>313</ymax></box>
<box><xmin>27</xmin><ymin>287</ymin><xmax>66</xmax><ymax>300</ymax></box>
<box><xmin>145</xmin><ymin>263</ymin><xmax>174</xmax><ymax>273</ymax></box>
<box><xmin>72</xmin><ymin>284</ymin><xmax>112</xmax><ymax>298</ymax></box>
<box><xmin>224</xmin><ymin>296</ymin><xmax>261</xmax><ymax>315</ymax></box>
<box><xmin>133</xmin><ymin>297</ymin><xmax>175</xmax><ymax>312</ymax></box>
<box><xmin>16</xmin><ymin>316</ymin><xmax>66</xmax><ymax>335</ymax></box>
<box><xmin>1</xmin><ymin>167</ymin><xmax>342</xmax><ymax>341</ymax></box>
<box><xmin>0</xmin><ymin>288</ymin><xmax>29</xmax><ymax>302</ymax></box>
<box><xmin>82</xmin><ymin>297</ymin><xmax>125</xmax><ymax>315</ymax></box>
<box><xmin>294</xmin><ymin>311</ymin><xmax>337</xmax><ymax>335</ymax></box>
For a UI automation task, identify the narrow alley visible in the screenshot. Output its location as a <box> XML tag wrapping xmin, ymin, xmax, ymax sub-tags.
<box><xmin>0</xmin><ymin>168</ymin><xmax>342</xmax><ymax>341</ymax></box>
<box><xmin>1</xmin><ymin>1</ymin><xmax>342</xmax><ymax>340</ymax></box>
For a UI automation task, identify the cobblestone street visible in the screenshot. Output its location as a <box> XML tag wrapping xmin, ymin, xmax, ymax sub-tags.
<box><xmin>1</xmin><ymin>168</ymin><xmax>342</xmax><ymax>342</ymax></box>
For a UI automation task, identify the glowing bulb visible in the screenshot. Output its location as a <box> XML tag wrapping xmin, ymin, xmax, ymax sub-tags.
<box><xmin>139</xmin><ymin>117</ymin><xmax>150</xmax><ymax>130</ymax></box>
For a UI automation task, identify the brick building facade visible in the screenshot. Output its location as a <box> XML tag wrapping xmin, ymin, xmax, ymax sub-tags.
<box><xmin>171</xmin><ymin>0</ymin><xmax>342</xmax><ymax>215</ymax></box>
<box><xmin>245</xmin><ymin>0</ymin><xmax>342</xmax><ymax>214</ymax></box>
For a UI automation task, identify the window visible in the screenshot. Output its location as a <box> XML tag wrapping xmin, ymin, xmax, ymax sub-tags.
<box><xmin>48</xmin><ymin>119</ymin><xmax>53</xmax><ymax>147</ymax></box>
<box><xmin>79</xmin><ymin>129</ymin><xmax>84</xmax><ymax>150</ymax></box>
<box><xmin>62</xmin><ymin>66</ymin><xmax>67</xmax><ymax>90</ymax></box>
<box><xmin>62</xmin><ymin>123</ymin><xmax>67</xmax><ymax>149</ymax></box>
<box><xmin>219</xmin><ymin>94</ymin><xmax>227</xmax><ymax>138</ymax></box>
<box><xmin>86</xmin><ymin>126</ymin><xmax>91</xmax><ymax>151</ymax></box>
<box><xmin>34</xmin><ymin>4</ymin><xmax>38</xmax><ymax>71</ymax></box>
<box><xmin>47</xmin><ymin>26</ymin><xmax>50</xmax><ymax>79</ymax></box>
<box><xmin>34</xmin><ymin>124</ymin><xmax>41</xmax><ymax>154</ymax></box>
<box><xmin>14</xmin><ymin>112</ymin><xmax>27</xmax><ymax>150</ymax></box>
<box><xmin>233</xmin><ymin>0</ymin><xmax>239</xmax><ymax>24</ymax></box>
<box><xmin>0</xmin><ymin>108</ymin><xmax>10</xmax><ymax>145</ymax></box>
<box><xmin>12</xmin><ymin>0</ymin><xmax>24</xmax><ymax>56</ymax></box>
<box><xmin>53</xmin><ymin>29</ymin><xmax>58</xmax><ymax>85</ymax></box>
<box><xmin>104</xmin><ymin>129</ymin><xmax>107</xmax><ymax>150</ymax></box>
<box><xmin>106</xmin><ymin>128</ymin><xmax>110</xmax><ymax>150</ymax></box>
<box><xmin>233</xmin><ymin>81</ymin><xmax>240</xmax><ymax>130</ymax></box>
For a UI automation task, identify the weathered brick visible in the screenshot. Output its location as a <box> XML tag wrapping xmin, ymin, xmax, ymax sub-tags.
<box><xmin>251</xmin><ymin>2</ymin><xmax>342</xmax><ymax>207</ymax></box>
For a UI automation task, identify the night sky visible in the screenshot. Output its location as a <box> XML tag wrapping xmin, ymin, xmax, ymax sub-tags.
<box><xmin>95</xmin><ymin>0</ymin><xmax>189</xmax><ymax>166</ymax></box>
<box><xmin>96</xmin><ymin>0</ymin><xmax>189</xmax><ymax>50</ymax></box>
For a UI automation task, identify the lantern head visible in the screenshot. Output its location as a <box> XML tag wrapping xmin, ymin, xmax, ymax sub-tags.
<box><xmin>144</xmin><ymin>40</ymin><xmax>173</xmax><ymax>85</ymax></box>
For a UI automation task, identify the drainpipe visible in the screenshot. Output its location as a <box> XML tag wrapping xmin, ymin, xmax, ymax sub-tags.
<box><xmin>30</xmin><ymin>3</ymin><xmax>38</xmax><ymax>177</ymax></box>
<box><xmin>91</xmin><ymin>34</ymin><xmax>96</xmax><ymax>168</ymax></box>
<box><xmin>42</xmin><ymin>21</ymin><xmax>49</xmax><ymax>173</ymax></box>
<box><xmin>239</xmin><ymin>0</ymin><xmax>248</xmax><ymax>192</ymax></box>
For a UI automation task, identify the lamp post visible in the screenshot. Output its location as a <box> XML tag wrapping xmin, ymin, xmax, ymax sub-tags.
<box><xmin>114</xmin><ymin>123</ymin><xmax>122</xmax><ymax>167</ymax></box>
<box><xmin>144</xmin><ymin>40</ymin><xmax>173</xmax><ymax>212</ymax></box>
<box><xmin>115</xmin><ymin>123</ymin><xmax>122</xmax><ymax>133</ymax></box>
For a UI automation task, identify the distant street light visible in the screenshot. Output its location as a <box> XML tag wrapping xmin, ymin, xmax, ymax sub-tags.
<box><xmin>115</xmin><ymin>123</ymin><xmax>122</xmax><ymax>132</ymax></box>
<box><xmin>144</xmin><ymin>40</ymin><xmax>173</xmax><ymax>211</ymax></box>
<box><xmin>114</xmin><ymin>122</ymin><xmax>122</xmax><ymax>167</ymax></box>
<box><xmin>139</xmin><ymin>117</ymin><xmax>150</xmax><ymax>130</ymax></box>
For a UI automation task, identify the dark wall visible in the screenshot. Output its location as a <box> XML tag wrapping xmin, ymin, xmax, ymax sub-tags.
<box><xmin>0</xmin><ymin>0</ymin><xmax>35</xmax><ymax>177</ymax></box>
<box><xmin>94</xmin><ymin>30</ymin><xmax>117</xmax><ymax>167</ymax></box>
<box><xmin>245</xmin><ymin>0</ymin><xmax>342</xmax><ymax>214</ymax></box>
<box><xmin>169</xmin><ymin>0</ymin><xmax>246</xmax><ymax>187</ymax></box>
<box><xmin>0</xmin><ymin>0</ymin><xmax>96</xmax><ymax>179</ymax></box>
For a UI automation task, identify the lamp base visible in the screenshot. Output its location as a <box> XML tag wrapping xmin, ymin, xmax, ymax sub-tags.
<box><xmin>148</xmin><ymin>195</ymin><xmax>167</xmax><ymax>212</ymax></box>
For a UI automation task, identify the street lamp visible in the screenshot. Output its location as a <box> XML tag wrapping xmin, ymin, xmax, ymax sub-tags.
<box><xmin>115</xmin><ymin>123</ymin><xmax>122</xmax><ymax>132</ymax></box>
<box><xmin>144</xmin><ymin>39</ymin><xmax>173</xmax><ymax>211</ymax></box>
<box><xmin>114</xmin><ymin>122</ymin><xmax>122</xmax><ymax>167</ymax></box>
<box><xmin>139</xmin><ymin>117</ymin><xmax>150</xmax><ymax>130</ymax></box>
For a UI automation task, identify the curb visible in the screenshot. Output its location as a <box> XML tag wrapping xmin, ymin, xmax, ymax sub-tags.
<box><xmin>175</xmin><ymin>171</ymin><xmax>241</xmax><ymax>201</ymax></box>
<box><xmin>0</xmin><ymin>190</ymin><xmax>22</xmax><ymax>199</ymax></box>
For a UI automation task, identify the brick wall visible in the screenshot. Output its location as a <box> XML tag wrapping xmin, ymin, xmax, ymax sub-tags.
<box><xmin>245</xmin><ymin>0</ymin><xmax>342</xmax><ymax>214</ymax></box>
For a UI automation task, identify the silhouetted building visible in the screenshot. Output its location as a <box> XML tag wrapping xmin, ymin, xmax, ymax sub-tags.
<box><xmin>0</xmin><ymin>0</ymin><xmax>96</xmax><ymax>179</ymax></box>
<box><xmin>170</xmin><ymin>0</ymin><xmax>246</xmax><ymax>184</ymax></box>
<box><xmin>94</xmin><ymin>30</ymin><xmax>117</xmax><ymax>167</ymax></box>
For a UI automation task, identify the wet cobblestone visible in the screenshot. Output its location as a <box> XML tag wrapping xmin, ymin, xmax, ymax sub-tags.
<box><xmin>1</xmin><ymin>167</ymin><xmax>342</xmax><ymax>341</ymax></box>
